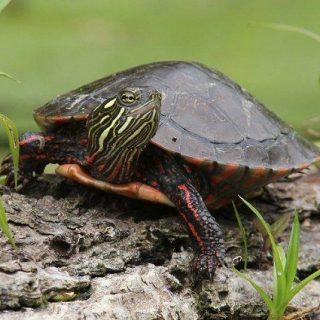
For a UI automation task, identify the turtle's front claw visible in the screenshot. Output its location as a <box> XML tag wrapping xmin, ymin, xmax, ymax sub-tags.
<box><xmin>0</xmin><ymin>155</ymin><xmax>15</xmax><ymax>187</ymax></box>
<box><xmin>2</xmin><ymin>170</ymin><xmax>33</xmax><ymax>190</ymax></box>
<box><xmin>3</xmin><ymin>171</ymin><xmax>15</xmax><ymax>189</ymax></box>
<box><xmin>191</xmin><ymin>249</ymin><xmax>225</xmax><ymax>281</ymax></box>
<box><xmin>0</xmin><ymin>154</ymin><xmax>13</xmax><ymax>173</ymax></box>
<box><xmin>0</xmin><ymin>154</ymin><xmax>32</xmax><ymax>190</ymax></box>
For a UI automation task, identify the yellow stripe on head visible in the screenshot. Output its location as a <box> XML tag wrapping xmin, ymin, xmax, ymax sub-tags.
<box><xmin>104</xmin><ymin>98</ymin><xmax>116</xmax><ymax>109</ymax></box>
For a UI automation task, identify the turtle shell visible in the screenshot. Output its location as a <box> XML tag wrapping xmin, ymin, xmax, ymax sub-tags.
<box><xmin>34</xmin><ymin>61</ymin><xmax>320</xmax><ymax>169</ymax></box>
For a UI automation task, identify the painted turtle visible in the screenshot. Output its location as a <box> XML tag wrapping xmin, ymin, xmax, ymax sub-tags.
<box><xmin>1</xmin><ymin>61</ymin><xmax>319</xmax><ymax>279</ymax></box>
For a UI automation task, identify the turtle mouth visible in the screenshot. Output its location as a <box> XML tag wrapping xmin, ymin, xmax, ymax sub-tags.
<box><xmin>128</xmin><ymin>92</ymin><xmax>161</xmax><ymax>116</ymax></box>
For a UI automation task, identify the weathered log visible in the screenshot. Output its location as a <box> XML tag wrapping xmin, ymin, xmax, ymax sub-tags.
<box><xmin>0</xmin><ymin>167</ymin><xmax>319</xmax><ymax>319</ymax></box>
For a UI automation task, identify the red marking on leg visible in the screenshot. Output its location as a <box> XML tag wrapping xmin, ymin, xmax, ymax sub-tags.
<box><xmin>179</xmin><ymin>211</ymin><xmax>204</xmax><ymax>249</ymax></box>
<box><xmin>177</xmin><ymin>184</ymin><xmax>207</xmax><ymax>249</ymax></box>
<box><xmin>20</xmin><ymin>154</ymin><xmax>31</xmax><ymax>161</ymax></box>
<box><xmin>36</xmin><ymin>154</ymin><xmax>47</xmax><ymax>160</ymax></box>
<box><xmin>178</xmin><ymin>184</ymin><xmax>199</xmax><ymax>219</ymax></box>
<box><xmin>188</xmin><ymin>222</ymin><xmax>204</xmax><ymax>249</ymax></box>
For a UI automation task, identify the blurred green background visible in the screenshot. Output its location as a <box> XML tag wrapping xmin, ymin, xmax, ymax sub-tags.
<box><xmin>0</xmin><ymin>0</ymin><xmax>319</xmax><ymax>156</ymax></box>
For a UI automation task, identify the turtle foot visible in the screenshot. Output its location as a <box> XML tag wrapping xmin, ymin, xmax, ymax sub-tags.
<box><xmin>191</xmin><ymin>248</ymin><xmax>225</xmax><ymax>281</ymax></box>
<box><xmin>0</xmin><ymin>154</ymin><xmax>35</xmax><ymax>190</ymax></box>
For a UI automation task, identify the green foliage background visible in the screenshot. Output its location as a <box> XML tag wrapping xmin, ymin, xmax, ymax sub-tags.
<box><xmin>0</xmin><ymin>0</ymin><xmax>319</xmax><ymax>155</ymax></box>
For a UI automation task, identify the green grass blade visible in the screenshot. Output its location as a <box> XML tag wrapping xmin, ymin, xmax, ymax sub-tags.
<box><xmin>270</xmin><ymin>213</ymin><xmax>291</xmax><ymax>243</ymax></box>
<box><xmin>284</xmin><ymin>212</ymin><xmax>300</xmax><ymax>290</ymax></box>
<box><xmin>277</xmin><ymin>245</ymin><xmax>286</xmax><ymax>270</ymax></box>
<box><xmin>272</xmin><ymin>259</ymin><xmax>279</xmax><ymax>309</ymax></box>
<box><xmin>254</xmin><ymin>213</ymin><xmax>291</xmax><ymax>253</ymax></box>
<box><xmin>0</xmin><ymin>0</ymin><xmax>11</xmax><ymax>13</ymax></box>
<box><xmin>0</xmin><ymin>114</ymin><xmax>19</xmax><ymax>189</ymax></box>
<box><xmin>0</xmin><ymin>72</ymin><xmax>20</xmax><ymax>83</ymax></box>
<box><xmin>232</xmin><ymin>267</ymin><xmax>275</xmax><ymax>312</ymax></box>
<box><xmin>232</xmin><ymin>201</ymin><xmax>248</xmax><ymax>271</ymax></box>
<box><xmin>239</xmin><ymin>197</ymin><xmax>286</xmax><ymax>307</ymax></box>
<box><xmin>0</xmin><ymin>197</ymin><xmax>16</xmax><ymax>249</ymax></box>
<box><xmin>239</xmin><ymin>197</ymin><xmax>284</xmax><ymax>273</ymax></box>
<box><xmin>283</xmin><ymin>270</ymin><xmax>320</xmax><ymax>308</ymax></box>
<box><xmin>273</xmin><ymin>245</ymin><xmax>287</xmax><ymax>309</ymax></box>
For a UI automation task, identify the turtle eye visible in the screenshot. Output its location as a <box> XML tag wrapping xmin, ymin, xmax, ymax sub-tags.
<box><xmin>120</xmin><ymin>91</ymin><xmax>136</xmax><ymax>104</ymax></box>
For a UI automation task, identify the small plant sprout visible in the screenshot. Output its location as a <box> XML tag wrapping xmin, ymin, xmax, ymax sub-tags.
<box><xmin>232</xmin><ymin>201</ymin><xmax>248</xmax><ymax>271</ymax></box>
<box><xmin>0</xmin><ymin>0</ymin><xmax>19</xmax><ymax>247</ymax></box>
<box><xmin>233</xmin><ymin>197</ymin><xmax>320</xmax><ymax>320</ymax></box>
<box><xmin>254</xmin><ymin>212</ymin><xmax>291</xmax><ymax>254</ymax></box>
<box><xmin>0</xmin><ymin>114</ymin><xmax>20</xmax><ymax>188</ymax></box>
<box><xmin>0</xmin><ymin>114</ymin><xmax>19</xmax><ymax>249</ymax></box>
<box><xmin>0</xmin><ymin>197</ymin><xmax>16</xmax><ymax>249</ymax></box>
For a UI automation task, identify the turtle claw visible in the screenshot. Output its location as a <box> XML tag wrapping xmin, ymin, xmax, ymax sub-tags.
<box><xmin>3</xmin><ymin>170</ymin><xmax>33</xmax><ymax>190</ymax></box>
<box><xmin>191</xmin><ymin>252</ymin><xmax>218</xmax><ymax>281</ymax></box>
<box><xmin>0</xmin><ymin>154</ymin><xmax>34</xmax><ymax>190</ymax></box>
<box><xmin>4</xmin><ymin>171</ymin><xmax>16</xmax><ymax>189</ymax></box>
<box><xmin>0</xmin><ymin>155</ymin><xmax>14</xmax><ymax>187</ymax></box>
<box><xmin>0</xmin><ymin>155</ymin><xmax>13</xmax><ymax>174</ymax></box>
<box><xmin>191</xmin><ymin>249</ymin><xmax>225</xmax><ymax>281</ymax></box>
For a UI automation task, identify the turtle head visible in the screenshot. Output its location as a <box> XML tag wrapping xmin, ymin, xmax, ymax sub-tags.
<box><xmin>87</xmin><ymin>86</ymin><xmax>161</xmax><ymax>183</ymax></box>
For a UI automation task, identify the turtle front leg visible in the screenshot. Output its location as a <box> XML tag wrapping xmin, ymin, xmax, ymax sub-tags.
<box><xmin>1</xmin><ymin>132</ymin><xmax>50</xmax><ymax>188</ymax></box>
<box><xmin>1</xmin><ymin>130</ymin><xmax>87</xmax><ymax>189</ymax></box>
<box><xmin>170</xmin><ymin>181</ymin><xmax>225</xmax><ymax>279</ymax></box>
<box><xmin>135</xmin><ymin>147</ymin><xmax>225</xmax><ymax>280</ymax></box>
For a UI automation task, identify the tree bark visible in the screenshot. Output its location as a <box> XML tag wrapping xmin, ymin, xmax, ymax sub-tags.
<box><xmin>0</xmin><ymin>167</ymin><xmax>320</xmax><ymax>319</ymax></box>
